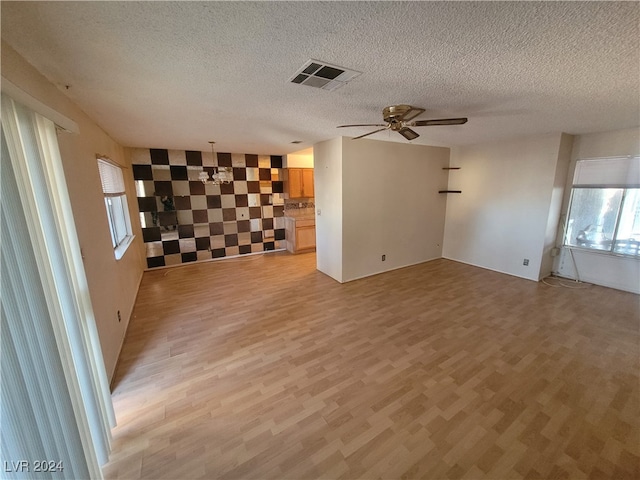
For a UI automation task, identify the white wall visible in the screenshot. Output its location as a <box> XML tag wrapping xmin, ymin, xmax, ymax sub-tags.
<box><xmin>443</xmin><ymin>133</ymin><xmax>568</xmax><ymax>281</ymax></box>
<box><xmin>570</xmin><ymin>128</ymin><xmax>640</xmax><ymax>160</ymax></box>
<box><xmin>314</xmin><ymin>138</ymin><xmax>344</xmax><ymax>282</ymax></box>
<box><xmin>2</xmin><ymin>42</ymin><xmax>145</xmax><ymax>381</ymax></box>
<box><xmin>554</xmin><ymin>127</ymin><xmax>640</xmax><ymax>293</ymax></box>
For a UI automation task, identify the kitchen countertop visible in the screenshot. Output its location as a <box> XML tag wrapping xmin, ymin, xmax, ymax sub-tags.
<box><xmin>283</xmin><ymin>208</ymin><xmax>315</xmax><ymax>220</ymax></box>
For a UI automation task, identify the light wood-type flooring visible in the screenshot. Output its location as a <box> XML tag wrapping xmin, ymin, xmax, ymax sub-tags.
<box><xmin>103</xmin><ymin>253</ymin><xmax>639</xmax><ymax>479</ymax></box>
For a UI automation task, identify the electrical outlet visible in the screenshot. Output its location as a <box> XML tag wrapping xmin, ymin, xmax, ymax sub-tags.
<box><xmin>523</xmin><ymin>258</ymin><xmax>529</xmax><ymax>266</ymax></box>
<box><xmin>382</xmin><ymin>254</ymin><xmax>386</xmax><ymax>261</ymax></box>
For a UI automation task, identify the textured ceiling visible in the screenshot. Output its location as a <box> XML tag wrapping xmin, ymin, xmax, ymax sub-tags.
<box><xmin>2</xmin><ymin>1</ymin><xmax>638</xmax><ymax>155</ymax></box>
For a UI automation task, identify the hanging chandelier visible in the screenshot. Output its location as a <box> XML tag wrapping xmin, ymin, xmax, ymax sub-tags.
<box><xmin>199</xmin><ymin>141</ymin><xmax>233</xmax><ymax>185</ymax></box>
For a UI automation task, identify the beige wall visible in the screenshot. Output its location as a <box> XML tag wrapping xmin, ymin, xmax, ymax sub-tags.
<box><xmin>314</xmin><ymin>138</ymin><xmax>344</xmax><ymax>281</ymax></box>
<box><xmin>285</xmin><ymin>147</ymin><xmax>314</xmax><ymax>168</ymax></box>
<box><xmin>342</xmin><ymin>138</ymin><xmax>449</xmax><ymax>282</ymax></box>
<box><xmin>539</xmin><ymin>133</ymin><xmax>573</xmax><ymax>278</ymax></box>
<box><xmin>443</xmin><ymin>133</ymin><xmax>568</xmax><ymax>281</ymax></box>
<box><xmin>315</xmin><ymin>137</ymin><xmax>449</xmax><ymax>283</ymax></box>
<box><xmin>2</xmin><ymin>42</ymin><xmax>145</xmax><ymax>381</ymax></box>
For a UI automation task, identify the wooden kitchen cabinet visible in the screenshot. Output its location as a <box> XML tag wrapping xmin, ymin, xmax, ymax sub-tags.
<box><xmin>285</xmin><ymin>168</ymin><xmax>314</xmax><ymax>198</ymax></box>
<box><xmin>284</xmin><ymin>217</ymin><xmax>316</xmax><ymax>253</ymax></box>
<box><xmin>295</xmin><ymin>222</ymin><xmax>316</xmax><ymax>251</ymax></box>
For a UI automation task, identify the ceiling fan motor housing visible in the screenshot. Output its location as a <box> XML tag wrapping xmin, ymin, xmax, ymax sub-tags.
<box><xmin>383</xmin><ymin>105</ymin><xmax>414</xmax><ymax>123</ymax></box>
<box><xmin>382</xmin><ymin>105</ymin><xmax>411</xmax><ymax>122</ymax></box>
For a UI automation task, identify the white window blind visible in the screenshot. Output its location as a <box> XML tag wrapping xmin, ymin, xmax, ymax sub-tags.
<box><xmin>573</xmin><ymin>156</ymin><xmax>640</xmax><ymax>187</ymax></box>
<box><xmin>97</xmin><ymin>157</ymin><xmax>134</xmax><ymax>257</ymax></box>
<box><xmin>97</xmin><ymin>158</ymin><xmax>125</xmax><ymax>196</ymax></box>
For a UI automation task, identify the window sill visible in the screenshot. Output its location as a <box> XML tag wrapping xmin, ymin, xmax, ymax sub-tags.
<box><xmin>114</xmin><ymin>235</ymin><xmax>135</xmax><ymax>260</ymax></box>
<box><xmin>563</xmin><ymin>245</ymin><xmax>640</xmax><ymax>260</ymax></box>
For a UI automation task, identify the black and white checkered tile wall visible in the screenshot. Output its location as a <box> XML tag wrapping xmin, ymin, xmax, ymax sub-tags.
<box><xmin>131</xmin><ymin>148</ymin><xmax>286</xmax><ymax>269</ymax></box>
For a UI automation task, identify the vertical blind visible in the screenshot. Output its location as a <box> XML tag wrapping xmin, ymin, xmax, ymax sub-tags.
<box><xmin>1</xmin><ymin>94</ymin><xmax>114</xmax><ymax>479</ymax></box>
<box><xmin>2</xmin><ymin>129</ymin><xmax>90</xmax><ymax>479</ymax></box>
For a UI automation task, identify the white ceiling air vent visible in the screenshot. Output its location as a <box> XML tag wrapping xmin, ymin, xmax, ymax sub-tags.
<box><xmin>290</xmin><ymin>59</ymin><xmax>362</xmax><ymax>91</ymax></box>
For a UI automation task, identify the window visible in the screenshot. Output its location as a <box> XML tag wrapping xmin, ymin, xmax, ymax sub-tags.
<box><xmin>97</xmin><ymin>157</ymin><xmax>134</xmax><ymax>259</ymax></box>
<box><xmin>564</xmin><ymin>157</ymin><xmax>640</xmax><ymax>257</ymax></box>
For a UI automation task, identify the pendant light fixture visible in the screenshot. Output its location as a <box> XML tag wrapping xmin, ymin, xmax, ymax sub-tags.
<box><xmin>199</xmin><ymin>141</ymin><xmax>233</xmax><ymax>185</ymax></box>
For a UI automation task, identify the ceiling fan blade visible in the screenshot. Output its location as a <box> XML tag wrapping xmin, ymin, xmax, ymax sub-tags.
<box><xmin>411</xmin><ymin>117</ymin><xmax>468</xmax><ymax>127</ymax></box>
<box><xmin>352</xmin><ymin>127</ymin><xmax>389</xmax><ymax>140</ymax></box>
<box><xmin>398</xmin><ymin>127</ymin><xmax>419</xmax><ymax>140</ymax></box>
<box><xmin>399</xmin><ymin>107</ymin><xmax>425</xmax><ymax>121</ymax></box>
<box><xmin>337</xmin><ymin>123</ymin><xmax>387</xmax><ymax>128</ymax></box>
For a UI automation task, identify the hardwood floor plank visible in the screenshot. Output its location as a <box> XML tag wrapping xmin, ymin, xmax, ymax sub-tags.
<box><xmin>103</xmin><ymin>253</ymin><xmax>639</xmax><ymax>479</ymax></box>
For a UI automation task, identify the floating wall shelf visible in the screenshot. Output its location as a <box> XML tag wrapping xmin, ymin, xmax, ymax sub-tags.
<box><xmin>440</xmin><ymin>167</ymin><xmax>461</xmax><ymax>193</ymax></box>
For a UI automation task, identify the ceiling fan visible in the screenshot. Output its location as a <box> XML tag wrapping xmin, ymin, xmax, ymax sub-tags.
<box><xmin>337</xmin><ymin>105</ymin><xmax>468</xmax><ymax>140</ymax></box>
